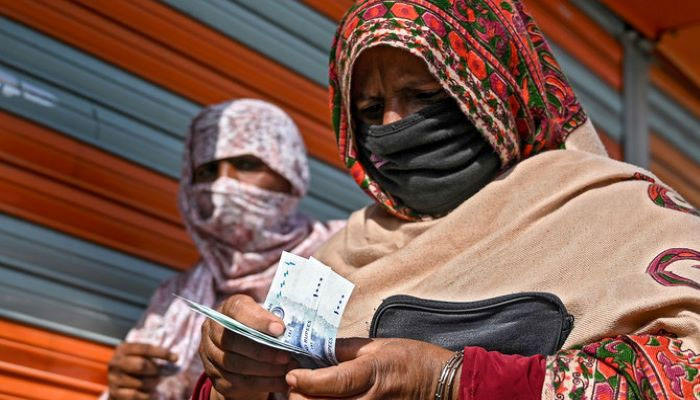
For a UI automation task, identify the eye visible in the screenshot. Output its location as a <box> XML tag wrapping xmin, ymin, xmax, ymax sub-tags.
<box><xmin>357</xmin><ymin>102</ymin><xmax>384</xmax><ymax>124</ymax></box>
<box><xmin>193</xmin><ymin>162</ymin><xmax>218</xmax><ymax>183</ymax></box>
<box><xmin>231</xmin><ymin>156</ymin><xmax>265</xmax><ymax>171</ymax></box>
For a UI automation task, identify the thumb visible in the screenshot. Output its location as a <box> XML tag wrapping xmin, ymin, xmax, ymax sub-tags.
<box><xmin>286</xmin><ymin>357</ymin><xmax>373</xmax><ymax>397</ymax></box>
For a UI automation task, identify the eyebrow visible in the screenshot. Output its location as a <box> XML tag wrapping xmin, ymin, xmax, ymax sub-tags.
<box><xmin>355</xmin><ymin>86</ymin><xmax>442</xmax><ymax>104</ymax></box>
<box><xmin>354</xmin><ymin>76</ymin><xmax>441</xmax><ymax>103</ymax></box>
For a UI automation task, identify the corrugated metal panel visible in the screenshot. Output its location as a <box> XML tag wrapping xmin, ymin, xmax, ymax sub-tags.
<box><xmin>0</xmin><ymin>213</ymin><xmax>174</xmax><ymax>344</ymax></box>
<box><xmin>565</xmin><ymin>1</ymin><xmax>700</xmax><ymax>163</ymax></box>
<box><xmin>0</xmin><ymin>111</ymin><xmax>199</xmax><ymax>269</ymax></box>
<box><xmin>555</xmin><ymin>43</ymin><xmax>700</xmax><ymax>166</ymax></box>
<box><xmin>0</xmin><ymin>0</ymin><xmax>343</xmax><ymax>166</ymax></box>
<box><xmin>0</xmin><ymin>16</ymin><xmax>369</xmax><ymax>219</ymax></box>
<box><xmin>162</xmin><ymin>0</ymin><xmax>336</xmax><ymax>86</ymax></box>
<box><xmin>649</xmin><ymin>88</ymin><xmax>700</xmax><ymax>163</ymax></box>
<box><xmin>0</xmin><ymin>64</ymin><xmax>184</xmax><ymax>176</ymax></box>
<box><xmin>0</xmin><ymin>15</ymin><xmax>195</xmax><ymax>139</ymax></box>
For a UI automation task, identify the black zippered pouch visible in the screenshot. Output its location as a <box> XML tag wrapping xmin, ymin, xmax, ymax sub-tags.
<box><xmin>369</xmin><ymin>292</ymin><xmax>573</xmax><ymax>356</ymax></box>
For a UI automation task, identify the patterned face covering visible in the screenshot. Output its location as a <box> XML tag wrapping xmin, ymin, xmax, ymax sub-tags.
<box><xmin>329</xmin><ymin>0</ymin><xmax>588</xmax><ymax>221</ymax></box>
<box><xmin>190</xmin><ymin>177</ymin><xmax>300</xmax><ymax>252</ymax></box>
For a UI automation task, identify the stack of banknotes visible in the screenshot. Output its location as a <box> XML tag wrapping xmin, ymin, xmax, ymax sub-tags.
<box><xmin>179</xmin><ymin>252</ymin><xmax>354</xmax><ymax>368</ymax></box>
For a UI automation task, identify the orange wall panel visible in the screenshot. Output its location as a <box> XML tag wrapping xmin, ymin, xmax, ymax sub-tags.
<box><xmin>0</xmin><ymin>339</ymin><xmax>106</xmax><ymax>385</ymax></box>
<box><xmin>0</xmin><ymin>112</ymin><xmax>180</xmax><ymax>225</ymax></box>
<box><xmin>0</xmin><ymin>361</ymin><xmax>103</xmax><ymax>400</ymax></box>
<box><xmin>0</xmin><ymin>319</ymin><xmax>112</xmax><ymax>399</ymax></box>
<box><xmin>0</xmin><ymin>319</ymin><xmax>112</xmax><ymax>365</ymax></box>
<box><xmin>598</xmin><ymin>0</ymin><xmax>700</xmax><ymax>40</ymax></box>
<box><xmin>0</xmin><ymin>394</ymin><xmax>27</xmax><ymax>400</ymax></box>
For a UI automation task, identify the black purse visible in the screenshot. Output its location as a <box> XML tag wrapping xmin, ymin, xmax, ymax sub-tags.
<box><xmin>369</xmin><ymin>292</ymin><xmax>574</xmax><ymax>356</ymax></box>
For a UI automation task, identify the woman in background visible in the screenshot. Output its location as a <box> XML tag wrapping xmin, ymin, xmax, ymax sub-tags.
<box><xmin>103</xmin><ymin>99</ymin><xmax>344</xmax><ymax>400</ymax></box>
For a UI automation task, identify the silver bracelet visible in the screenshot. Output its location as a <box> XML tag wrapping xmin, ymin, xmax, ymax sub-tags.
<box><xmin>434</xmin><ymin>350</ymin><xmax>465</xmax><ymax>400</ymax></box>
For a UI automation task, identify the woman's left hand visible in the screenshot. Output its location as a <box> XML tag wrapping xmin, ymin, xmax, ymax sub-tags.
<box><xmin>286</xmin><ymin>338</ymin><xmax>456</xmax><ymax>399</ymax></box>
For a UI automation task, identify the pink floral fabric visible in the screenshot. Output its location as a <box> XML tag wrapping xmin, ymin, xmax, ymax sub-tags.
<box><xmin>103</xmin><ymin>99</ymin><xmax>344</xmax><ymax>399</ymax></box>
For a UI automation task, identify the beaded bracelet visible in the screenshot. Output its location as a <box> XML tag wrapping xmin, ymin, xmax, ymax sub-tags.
<box><xmin>434</xmin><ymin>350</ymin><xmax>465</xmax><ymax>400</ymax></box>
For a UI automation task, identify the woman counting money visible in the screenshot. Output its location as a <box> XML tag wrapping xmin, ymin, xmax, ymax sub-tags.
<box><xmin>194</xmin><ymin>1</ymin><xmax>700</xmax><ymax>399</ymax></box>
<box><xmin>103</xmin><ymin>99</ymin><xmax>344</xmax><ymax>400</ymax></box>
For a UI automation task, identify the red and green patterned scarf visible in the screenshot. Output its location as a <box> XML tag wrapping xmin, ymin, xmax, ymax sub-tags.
<box><xmin>329</xmin><ymin>0</ymin><xmax>588</xmax><ymax>220</ymax></box>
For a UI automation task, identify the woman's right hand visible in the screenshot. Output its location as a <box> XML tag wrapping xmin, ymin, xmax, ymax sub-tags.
<box><xmin>199</xmin><ymin>294</ymin><xmax>296</xmax><ymax>399</ymax></box>
<box><xmin>107</xmin><ymin>342</ymin><xmax>177</xmax><ymax>400</ymax></box>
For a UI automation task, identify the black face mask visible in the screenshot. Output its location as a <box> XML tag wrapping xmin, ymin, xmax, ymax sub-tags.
<box><xmin>356</xmin><ymin>99</ymin><xmax>501</xmax><ymax>216</ymax></box>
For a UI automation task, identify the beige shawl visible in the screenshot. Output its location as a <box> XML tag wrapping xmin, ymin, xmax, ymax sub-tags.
<box><xmin>314</xmin><ymin>130</ymin><xmax>700</xmax><ymax>354</ymax></box>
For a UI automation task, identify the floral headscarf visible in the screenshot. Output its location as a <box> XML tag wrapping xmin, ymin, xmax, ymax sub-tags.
<box><xmin>330</xmin><ymin>0</ymin><xmax>588</xmax><ymax>220</ymax></box>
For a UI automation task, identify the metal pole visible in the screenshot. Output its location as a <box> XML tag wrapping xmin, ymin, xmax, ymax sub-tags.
<box><xmin>621</xmin><ymin>30</ymin><xmax>653</xmax><ymax>168</ymax></box>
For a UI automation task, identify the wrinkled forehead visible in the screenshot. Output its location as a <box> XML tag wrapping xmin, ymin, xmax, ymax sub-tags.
<box><xmin>350</xmin><ymin>45</ymin><xmax>441</xmax><ymax>100</ymax></box>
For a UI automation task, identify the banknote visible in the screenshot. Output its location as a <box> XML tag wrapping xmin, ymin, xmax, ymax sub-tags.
<box><xmin>263</xmin><ymin>252</ymin><xmax>354</xmax><ymax>367</ymax></box>
<box><xmin>179</xmin><ymin>252</ymin><xmax>354</xmax><ymax>368</ymax></box>
<box><xmin>176</xmin><ymin>295</ymin><xmax>309</xmax><ymax>356</ymax></box>
<box><xmin>306</xmin><ymin>257</ymin><xmax>354</xmax><ymax>365</ymax></box>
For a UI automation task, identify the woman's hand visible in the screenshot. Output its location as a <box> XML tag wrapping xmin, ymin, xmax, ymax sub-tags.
<box><xmin>107</xmin><ymin>342</ymin><xmax>178</xmax><ymax>400</ymax></box>
<box><xmin>286</xmin><ymin>338</ymin><xmax>457</xmax><ymax>399</ymax></box>
<box><xmin>199</xmin><ymin>294</ymin><xmax>297</xmax><ymax>399</ymax></box>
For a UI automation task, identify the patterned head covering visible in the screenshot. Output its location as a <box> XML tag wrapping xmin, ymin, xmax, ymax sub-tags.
<box><xmin>329</xmin><ymin>0</ymin><xmax>588</xmax><ymax>220</ymax></box>
<box><xmin>186</xmin><ymin>98</ymin><xmax>310</xmax><ymax>197</ymax></box>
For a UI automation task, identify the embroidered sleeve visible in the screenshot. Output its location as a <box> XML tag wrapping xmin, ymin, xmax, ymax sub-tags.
<box><xmin>543</xmin><ymin>334</ymin><xmax>700</xmax><ymax>399</ymax></box>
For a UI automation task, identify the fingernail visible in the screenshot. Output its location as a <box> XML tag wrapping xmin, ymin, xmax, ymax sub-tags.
<box><xmin>269</xmin><ymin>322</ymin><xmax>284</xmax><ymax>336</ymax></box>
<box><xmin>286</xmin><ymin>373</ymin><xmax>297</xmax><ymax>388</ymax></box>
<box><xmin>170</xmin><ymin>353</ymin><xmax>179</xmax><ymax>362</ymax></box>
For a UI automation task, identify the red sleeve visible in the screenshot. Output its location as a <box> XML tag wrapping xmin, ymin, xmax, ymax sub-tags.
<box><xmin>191</xmin><ymin>373</ymin><xmax>213</xmax><ymax>400</ymax></box>
<box><xmin>459</xmin><ymin>346</ymin><xmax>546</xmax><ymax>400</ymax></box>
